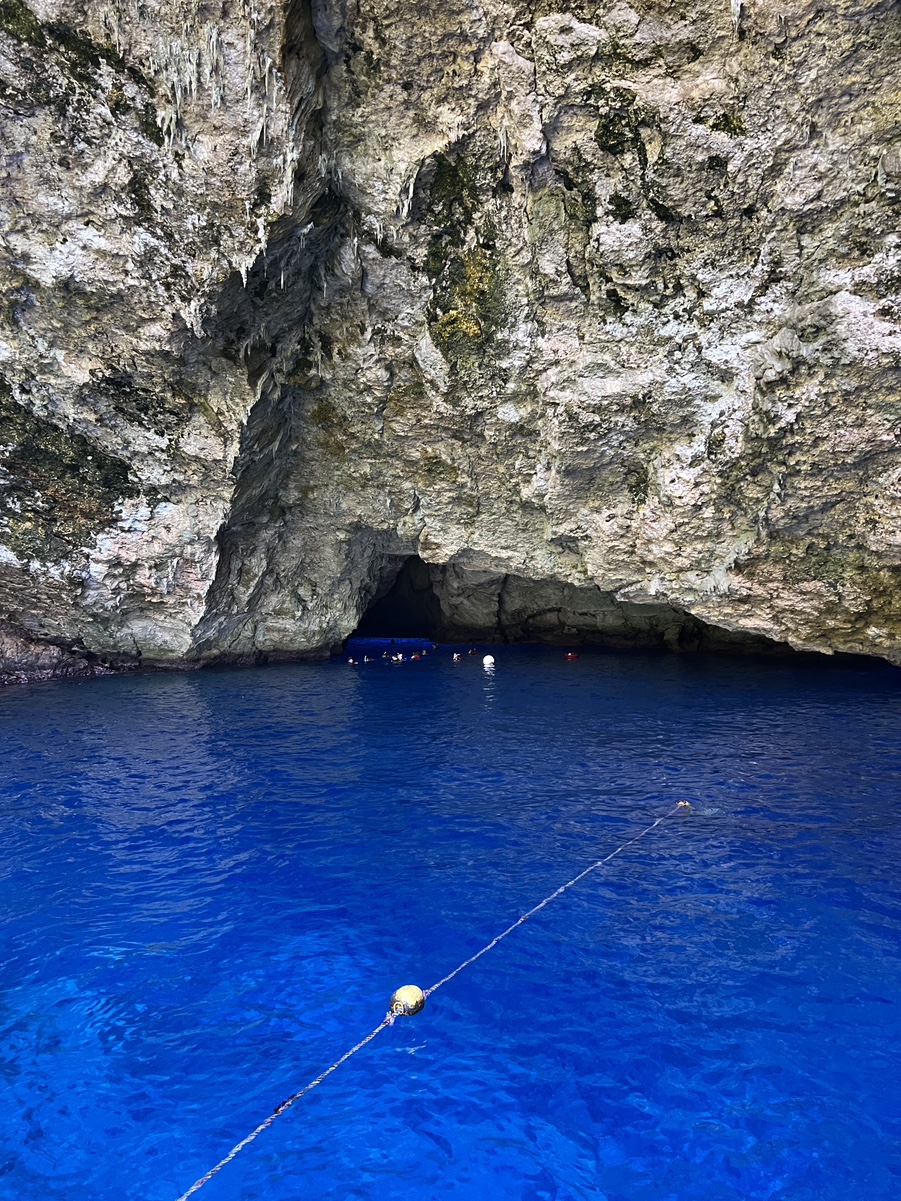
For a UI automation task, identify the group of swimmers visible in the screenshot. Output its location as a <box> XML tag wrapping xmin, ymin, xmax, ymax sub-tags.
<box><xmin>346</xmin><ymin>647</ymin><xmax>580</xmax><ymax>665</ymax></box>
<box><xmin>346</xmin><ymin>645</ymin><xmax>486</xmax><ymax>665</ymax></box>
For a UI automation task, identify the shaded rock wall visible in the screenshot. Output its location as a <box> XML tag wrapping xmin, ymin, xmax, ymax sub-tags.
<box><xmin>355</xmin><ymin>553</ymin><xmax>800</xmax><ymax>652</ymax></box>
<box><xmin>2</xmin><ymin>0</ymin><xmax>901</xmax><ymax>676</ymax></box>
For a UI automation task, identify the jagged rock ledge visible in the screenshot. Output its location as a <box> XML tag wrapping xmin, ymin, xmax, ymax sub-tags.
<box><xmin>1</xmin><ymin>556</ymin><xmax>888</xmax><ymax>688</ymax></box>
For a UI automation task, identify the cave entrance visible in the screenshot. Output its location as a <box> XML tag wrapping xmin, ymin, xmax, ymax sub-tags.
<box><xmin>355</xmin><ymin>555</ymin><xmax>444</xmax><ymax>639</ymax></box>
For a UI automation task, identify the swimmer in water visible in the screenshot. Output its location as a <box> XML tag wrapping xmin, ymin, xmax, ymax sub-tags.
<box><xmin>453</xmin><ymin>652</ymin><xmax>462</xmax><ymax>662</ymax></box>
<box><xmin>468</xmin><ymin>648</ymin><xmax>477</xmax><ymax>656</ymax></box>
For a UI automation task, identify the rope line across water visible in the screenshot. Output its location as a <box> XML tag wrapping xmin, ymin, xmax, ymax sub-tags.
<box><xmin>173</xmin><ymin>801</ymin><xmax>690</xmax><ymax>1201</ymax></box>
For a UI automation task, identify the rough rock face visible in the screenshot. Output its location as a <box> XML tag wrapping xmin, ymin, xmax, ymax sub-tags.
<box><xmin>357</xmin><ymin>554</ymin><xmax>780</xmax><ymax>651</ymax></box>
<box><xmin>2</xmin><ymin>0</ymin><xmax>901</xmax><ymax>677</ymax></box>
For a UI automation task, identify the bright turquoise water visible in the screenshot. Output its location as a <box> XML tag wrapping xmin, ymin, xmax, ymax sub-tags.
<box><xmin>0</xmin><ymin>644</ymin><xmax>900</xmax><ymax>1200</ymax></box>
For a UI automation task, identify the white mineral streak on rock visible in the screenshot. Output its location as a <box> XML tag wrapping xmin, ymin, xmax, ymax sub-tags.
<box><xmin>490</xmin><ymin>40</ymin><xmax>546</xmax><ymax>167</ymax></box>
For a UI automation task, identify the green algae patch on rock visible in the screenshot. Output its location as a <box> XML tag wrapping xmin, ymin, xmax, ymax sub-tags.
<box><xmin>420</xmin><ymin>154</ymin><xmax>481</xmax><ymax>281</ymax></box>
<box><xmin>0</xmin><ymin>380</ymin><xmax>138</xmax><ymax>561</ymax></box>
<box><xmin>306</xmin><ymin>398</ymin><xmax>350</xmax><ymax>462</ymax></box>
<box><xmin>384</xmin><ymin>378</ymin><xmax>427</xmax><ymax>425</ymax></box>
<box><xmin>430</xmin><ymin>247</ymin><xmax>507</xmax><ymax>365</ymax></box>
<box><xmin>0</xmin><ymin>0</ymin><xmax>44</xmax><ymax>46</ymax></box>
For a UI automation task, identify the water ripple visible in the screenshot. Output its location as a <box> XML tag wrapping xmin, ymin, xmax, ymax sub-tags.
<box><xmin>0</xmin><ymin>649</ymin><xmax>898</xmax><ymax>1199</ymax></box>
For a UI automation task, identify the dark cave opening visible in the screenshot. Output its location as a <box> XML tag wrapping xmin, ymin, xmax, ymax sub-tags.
<box><xmin>354</xmin><ymin>556</ymin><xmax>444</xmax><ymax>639</ymax></box>
<box><xmin>350</xmin><ymin>556</ymin><xmax>887</xmax><ymax>665</ymax></box>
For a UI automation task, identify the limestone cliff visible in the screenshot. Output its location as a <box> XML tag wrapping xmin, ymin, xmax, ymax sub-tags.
<box><xmin>2</xmin><ymin>0</ymin><xmax>901</xmax><ymax>679</ymax></box>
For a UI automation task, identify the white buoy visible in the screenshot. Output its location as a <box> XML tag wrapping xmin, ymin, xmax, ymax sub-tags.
<box><xmin>482</xmin><ymin>654</ymin><xmax>495</xmax><ymax>667</ymax></box>
<box><xmin>389</xmin><ymin>984</ymin><xmax>426</xmax><ymax>1016</ymax></box>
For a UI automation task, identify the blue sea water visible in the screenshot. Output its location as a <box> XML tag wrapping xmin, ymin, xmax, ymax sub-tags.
<box><xmin>0</xmin><ymin>643</ymin><xmax>900</xmax><ymax>1201</ymax></box>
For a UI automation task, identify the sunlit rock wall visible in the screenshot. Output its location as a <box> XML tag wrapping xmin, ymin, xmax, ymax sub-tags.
<box><xmin>2</xmin><ymin>0</ymin><xmax>901</xmax><ymax>676</ymax></box>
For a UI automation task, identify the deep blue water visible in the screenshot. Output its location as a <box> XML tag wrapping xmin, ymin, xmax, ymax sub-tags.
<box><xmin>0</xmin><ymin>643</ymin><xmax>900</xmax><ymax>1201</ymax></box>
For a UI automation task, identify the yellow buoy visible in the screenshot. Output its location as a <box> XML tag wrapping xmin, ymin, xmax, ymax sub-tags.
<box><xmin>389</xmin><ymin>985</ymin><xmax>426</xmax><ymax>1016</ymax></box>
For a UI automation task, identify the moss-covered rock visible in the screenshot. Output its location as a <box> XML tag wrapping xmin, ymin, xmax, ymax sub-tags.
<box><xmin>0</xmin><ymin>0</ymin><xmax>43</xmax><ymax>46</ymax></box>
<box><xmin>430</xmin><ymin>247</ymin><xmax>507</xmax><ymax>363</ymax></box>
<box><xmin>0</xmin><ymin>378</ymin><xmax>138</xmax><ymax>561</ymax></box>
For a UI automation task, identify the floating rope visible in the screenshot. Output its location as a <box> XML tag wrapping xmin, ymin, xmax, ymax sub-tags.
<box><xmin>174</xmin><ymin>801</ymin><xmax>691</xmax><ymax>1200</ymax></box>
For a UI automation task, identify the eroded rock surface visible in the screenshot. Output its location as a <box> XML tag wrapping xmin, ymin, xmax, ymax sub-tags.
<box><xmin>2</xmin><ymin>0</ymin><xmax>901</xmax><ymax>676</ymax></box>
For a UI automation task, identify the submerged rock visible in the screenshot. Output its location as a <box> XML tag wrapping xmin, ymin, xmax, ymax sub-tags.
<box><xmin>2</xmin><ymin>0</ymin><xmax>901</xmax><ymax>677</ymax></box>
